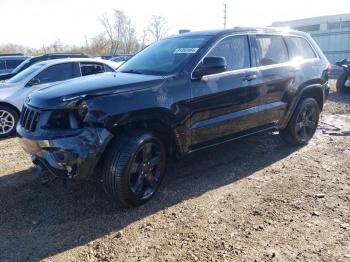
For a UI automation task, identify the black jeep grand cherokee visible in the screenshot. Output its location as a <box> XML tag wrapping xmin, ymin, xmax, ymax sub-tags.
<box><xmin>18</xmin><ymin>28</ymin><xmax>330</xmax><ymax>207</ymax></box>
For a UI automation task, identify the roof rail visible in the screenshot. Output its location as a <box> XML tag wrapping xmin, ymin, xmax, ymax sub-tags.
<box><xmin>0</xmin><ymin>53</ymin><xmax>24</xmax><ymax>56</ymax></box>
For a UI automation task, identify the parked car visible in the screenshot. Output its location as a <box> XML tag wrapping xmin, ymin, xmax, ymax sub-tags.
<box><xmin>335</xmin><ymin>59</ymin><xmax>350</xmax><ymax>92</ymax></box>
<box><xmin>0</xmin><ymin>54</ymin><xmax>29</xmax><ymax>74</ymax></box>
<box><xmin>0</xmin><ymin>58</ymin><xmax>117</xmax><ymax>138</ymax></box>
<box><xmin>0</xmin><ymin>53</ymin><xmax>89</xmax><ymax>81</ymax></box>
<box><xmin>18</xmin><ymin>27</ymin><xmax>330</xmax><ymax>207</ymax></box>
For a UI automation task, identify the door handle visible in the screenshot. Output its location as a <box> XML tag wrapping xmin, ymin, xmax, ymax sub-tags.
<box><xmin>243</xmin><ymin>74</ymin><xmax>257</xmax><ymax>81</ymax></box>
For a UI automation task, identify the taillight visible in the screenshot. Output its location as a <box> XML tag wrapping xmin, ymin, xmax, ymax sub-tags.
<box><xmin>327</xmin><ymin>63</ymin><xmax>332</xmax><ymax>75</ymax></box>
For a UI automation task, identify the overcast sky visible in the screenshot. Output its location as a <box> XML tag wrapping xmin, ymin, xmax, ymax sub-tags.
<box><xmin>1</xmin><ymin>0</ymin><xmax>349</xmax><ymax>48</ymax></box>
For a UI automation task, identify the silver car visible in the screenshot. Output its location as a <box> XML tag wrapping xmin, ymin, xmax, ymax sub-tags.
<box><xmin>0</xmin><ymin>58</ymin><xmax>119</xmax><ymax>138</ymax></box>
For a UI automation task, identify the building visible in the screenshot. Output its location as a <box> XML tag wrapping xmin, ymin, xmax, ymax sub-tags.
<box><xmin>272</xmin><ymin>13</ymin><xmax>350</xmax><ymax>65</ymax></box>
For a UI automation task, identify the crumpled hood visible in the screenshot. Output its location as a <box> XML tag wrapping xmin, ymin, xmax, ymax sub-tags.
<box><xmin>27</xmin><ymin>72</ymin><xmax>166</xmax><ymax>109</ymax></box>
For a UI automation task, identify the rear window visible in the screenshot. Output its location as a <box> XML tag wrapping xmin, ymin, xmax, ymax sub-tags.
<box><xmin>255</xmin><ymin>35</ymin><xmax>288</xmax><ymax>66</ymax></box>
<box><xmin>80</xmin><ymin>63</ymin><xmax>105</xmax><ymax>76</ymax></box>
<box><xmin>285</xmin><ymin>36</ymin><xmax>317</xmax><ymax>60</ymax></box>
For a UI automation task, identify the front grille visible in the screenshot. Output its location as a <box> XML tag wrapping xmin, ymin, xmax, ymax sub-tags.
<box><xmin>20</xmin><ymin>105</ymin><xmax>41</xmax><ymax>133</ymax></box>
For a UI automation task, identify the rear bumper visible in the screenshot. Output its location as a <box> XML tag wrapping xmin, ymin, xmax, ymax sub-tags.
<box><xmin>18</xmin><ymin>127</ymin><xmax>113</xmax><ymax>179</ymax></box>
<box><xmin>345</xmin><ymin>78</ymin><xmax>350</xmax><ymax>88</ymax></box>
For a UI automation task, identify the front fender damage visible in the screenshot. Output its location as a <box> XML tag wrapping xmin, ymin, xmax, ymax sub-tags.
<box><xmin>20</xmin><ymin>128</ymin><xmax>113</xmax><ymax>180</ymax></box>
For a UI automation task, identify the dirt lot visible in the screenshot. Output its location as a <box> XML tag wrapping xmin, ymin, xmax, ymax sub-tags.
<box><xmin>1</xmin><ymin>82</ymin><xmax>350</xmax><ymax>262</ymax></box>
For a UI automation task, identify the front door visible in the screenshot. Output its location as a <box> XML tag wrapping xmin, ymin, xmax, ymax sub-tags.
<box><xmin>189</xmin><ymin>35</ymin><xmax>262</xmax><ymax>149</ymax></box>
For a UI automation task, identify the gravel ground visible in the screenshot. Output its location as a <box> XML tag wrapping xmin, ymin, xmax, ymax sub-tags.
<box><xmin>0</xmin><ymin>82</ymin><xmax>349</xmax><ymax>262</ymax></box>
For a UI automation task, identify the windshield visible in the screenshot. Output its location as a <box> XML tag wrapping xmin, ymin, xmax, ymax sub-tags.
<box><xmin>118</xmin><ymin>35</ymin><xmax>210</xmax><ymax>76</ymax></box>
<box><xmin>7</xmin><ymin>62</ymin><xmax>46</xmax><ymax>83</ymax></box>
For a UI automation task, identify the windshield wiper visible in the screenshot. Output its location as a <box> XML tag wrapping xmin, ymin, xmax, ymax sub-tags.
<box><xmin>120</xmin><ymin>69</ymin><xmax>145</xmax><ymax>75</ymax></box>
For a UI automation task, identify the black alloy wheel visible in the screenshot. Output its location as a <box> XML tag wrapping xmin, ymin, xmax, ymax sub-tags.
<box><xmin>102</xmin><ymin>131</ymin><xmax>166</xmax><ymax>207</ymax></box>
<box><xmin>280</xmin><ymin>97</ymin><xmax>320</xmax><ymax>145</ymax></box>
<box><xmin>294</xmin><ymin>102</ymin><xmax>318</xmax><ymax>143</ymax></box>
<box><xmin>128</xmin><ymin>142</ymin><xmax>163</xmax><ymax>200</ymax></box>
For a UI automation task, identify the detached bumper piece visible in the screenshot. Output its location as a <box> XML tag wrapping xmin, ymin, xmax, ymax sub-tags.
<box><xmin>19</xmin><ymin>128</ymin><xmax>113</xmax><ymax>180</ymax></box>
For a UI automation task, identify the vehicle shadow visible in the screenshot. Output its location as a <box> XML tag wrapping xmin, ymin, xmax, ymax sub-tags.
<box><xmin>0</xmin><ymin>134</ymin><xmax>17</xmax><ymax>142</ymax></box>
<box><xmin>0</xmin><ymin>132</ymin><xmax>300</xmax><ymax>261</ymax></box>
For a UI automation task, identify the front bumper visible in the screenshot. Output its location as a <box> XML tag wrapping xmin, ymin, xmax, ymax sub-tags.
<box><xmin>18</xmin><ymin>127</ymin><xmax>113</xmax><ymax>179</ymax></box>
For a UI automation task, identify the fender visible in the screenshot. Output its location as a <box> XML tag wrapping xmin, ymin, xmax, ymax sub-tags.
<box><xmin>97</xmin><ymin>107</ymin><xmax>185</xmax><ymax>156</ymax></box>
<box><xmin>280</xmin><ymin>83</ymin><xmax>326</xmax><ymax>128</ymax></box>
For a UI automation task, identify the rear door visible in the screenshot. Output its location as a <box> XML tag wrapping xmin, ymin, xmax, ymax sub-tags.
<box><xmin>189</xmin><ymin>34</ymin><xmax>262</xmax><ymax>148</ymax></box>
<box><xmin>250</xmin><ymin>34</ymin><xmax>295</xmax><ymax>126</ymax></box>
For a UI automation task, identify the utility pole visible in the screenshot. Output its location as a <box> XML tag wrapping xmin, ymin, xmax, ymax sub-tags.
<box><xmin>223</xmin><ymin>3</ymin><xmax>227</xmax><ymax>29</ymax></box>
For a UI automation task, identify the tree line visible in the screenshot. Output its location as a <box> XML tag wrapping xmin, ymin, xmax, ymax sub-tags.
<box><xmin>0</xmin><ymin>10</ymin><xmax>169</xmax><ymax>56</ymax></box>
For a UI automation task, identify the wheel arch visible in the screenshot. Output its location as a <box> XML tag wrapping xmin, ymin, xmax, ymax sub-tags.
<box><xmin>299</xmin><ymin>85</ymin><xmax>324</xmax><ymax>111</ymax></box>
<box><xmin>0</xmin><ymin>101</ymin><xmax>20</xmax><ymax>116</ymax></box>
<box><xmin>281</xmin><ymin>84</ymin><xmax>325</xmax><ymax>128</ymax></box>
<box><xmin>105</xmin><ymin>108</ymin><xmax>182</xmax><ymax>157</ymax></box>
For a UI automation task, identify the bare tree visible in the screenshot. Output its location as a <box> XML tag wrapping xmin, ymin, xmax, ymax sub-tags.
<box><xmin>99</xmin><ymin>10</ymin><xmax>139</xmax><ymax>54</ymax></box>
<box><xmin>100</xmin><ymin>12</ymin><xmax>117</xmax><ymax>53</ymax></box>
<box><xmin>147</xmin><ymin>15</ymin><xmax>168</xmax><ymax>42</ymax></box>
<box><xmin>140</xmin><ymin>28</ymin><xmax>149</xmax><ymax>50</ymax></box>
<box><xmin>81</xmin><ymin>33</ymin><xmax>109</xmax><ymax>55</ymax></box>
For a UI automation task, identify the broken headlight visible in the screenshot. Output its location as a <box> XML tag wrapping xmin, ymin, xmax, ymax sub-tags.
<box><xmin>46</xmin><ymin>111</ymin><xmax>80</xmax><ymax>129</ymax></box>
<box><xmin>47</xmin><ymin>111</ymin><xmax>70</xmax><ymax>129</ymax></box>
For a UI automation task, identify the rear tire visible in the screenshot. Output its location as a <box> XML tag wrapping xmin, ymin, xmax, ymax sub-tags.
<box><xmin>336</xmin><ymin>72</ymin><xmax>348</xmax><ymax>93</ymax></box>
<box><xmin>0</xmin><ymin>105</ymin><xmax>19</xmax><ymax>139</ymax></box>
<box><xmin>102</xmin><ymin>131</ymin><xmax>166</xmax><ymax>207</ymax></box>
<box><xmin>280</xmin><ymin>98</ymin><xmax>320</xmax><ymax>146</ymax></box>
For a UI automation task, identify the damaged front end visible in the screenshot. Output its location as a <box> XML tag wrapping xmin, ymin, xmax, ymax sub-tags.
<box><xmin>17</xmin><ymin>102</ymin><xmax>113</xmax><ymax>180</ymax></box>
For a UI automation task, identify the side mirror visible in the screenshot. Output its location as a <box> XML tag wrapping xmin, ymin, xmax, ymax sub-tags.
<box><xmin>27</xmin><ymin>78</ymin><xmax>40</xmax><ymax>87</ymax></box>
<box><xmin>193</xmin><ymin>56</ymin><xmax>227</xmax><ymax>79</ymax></box>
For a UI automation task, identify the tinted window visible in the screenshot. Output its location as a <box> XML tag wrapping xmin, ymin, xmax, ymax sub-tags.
<box><xmin>0</xmin><ymin>60</ymin><xmax>5</xmax><ymax>70</ymax></box>
<box><xmin>35</xmin><ymin>63</ymin><xmax>74</xmax><ymax>84</ymax></box>
<box><xmin>286</xmin><ymin>36</ymin><xmax>316</xmax><ymax>60</ymax></box>
<box><xmin>112</xmin><ymin>57</ymin><xmax>126</xmax><ymax>62</ymax></box>
<box><xmin>6</xmin><ymin>59</ymin><xmax>23</xmax><ymax>69</ymax></box>
<box><xmin>104</xmin><ymin>65</ymin><xmax>114</xmax><ymax>72</ymax></box>
<box><xmin>207</xmin><ymin>35</ymin><xmax>250</xmax><ymax>70</ymax></box>
<box><xmin>118</xmin><ymin>36</ymin><xmax>210</xmax><ymax>76</ymax></box>
<box><xmin>294</xmin><ymin>24</ymin><xmax>320</xmax><ymax>32</ymax></box>
<box><xmin>80</xmin><ymin>63</ymin><xmax>105</xmax><ymax>76</ymax></box>
<box><xmin>327</xmin><ymin>22</ymin><xmax>341</xmax><ymax>30</ymax></box>
<box><xmin>255</xmin><ymin>35</ymin><xmax>288</xmax><ymax>66</ymax></box>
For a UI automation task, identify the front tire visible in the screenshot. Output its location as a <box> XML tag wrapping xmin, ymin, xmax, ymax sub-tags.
<box><xmin>102</xmin><ymin>131</ymin><xmax>166</xmax><ymax>207</ymax></box>
<box><xmin>280</xmin><ymin>98</ymin><xmax>320</xmax><ymax>146</ymax></box>
<box><xmin>0</xmin><ymin>105</ymin><xmax>18</xmax><ymax>139</ymax></box>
